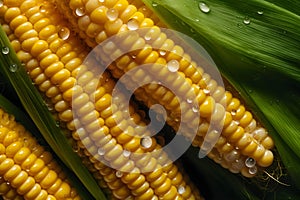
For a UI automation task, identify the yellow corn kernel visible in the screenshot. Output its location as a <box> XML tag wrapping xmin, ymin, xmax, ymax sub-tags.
<box><xmin>59</xmin><ymin>0</ymin><xmax>275</xmax><ymax>178</ymax></box>
<box><xmin>1</xmin><ymin>0</ymin><xmax>203</xmax><ymax>198</ymax></box>
<box><xmin>0</xmin><ymin>108</ymin><xmax>80</xmax><ymax>199</ymax></box>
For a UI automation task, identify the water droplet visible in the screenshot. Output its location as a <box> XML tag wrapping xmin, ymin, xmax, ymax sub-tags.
<box><xmin>58</xmin><ymin>27</ymin><xmax>70</xmax><ymax>40</ymax></box>
<box><xmin>203</xmin><ymin>88</ymin><xmax>210</xmax><ymax>94</ymax></box>
<box><xmin>127</xmin><ymin>18</ymin><xmax>139</xmax><ymax>30</ymax></box>
<box><xmin>187</xmin><ymin>98</ymin><xmax>193</xmax><ymax>104</ymax></box>
<box><xmin>131</xmin><ymin>54</ymin><xmax>137</xmax><ymax>59</ymax></box>
<box><xmin>224</xmin><ymin>150</ymin><xmax>239</xmax><ymax>162</ymax></box>
<box><xmin>2</xmin><ymin>46</ymin><xmax>9</xmax><ymax>55</ymax></box>
<box><xmin>98</xmin><ymin>0</ymin><xmax>105</xmax><ymax>2</ymax></box>
<box><xmin>257</xmin><ymin>10</ymin><xmax>264</xmax><ymax>15</ymax></box>
<box><xmin>249</xmin><ymin>166</ymin><xmax>257</xmax><ymax>175</ymax></box>
<box><xmin>144</xmin><ymin>33</ymin><xmax>152</xmax><ymax>41</ymax></box>
<box><xmin>167</xmin><ymin>60</ymin><xmax>179</xmax><ymax>72</ymax></box>
<box><xmin>178</xmin><ymin>185</ymin><xmax>185</xmax><ymax>194</ymax></box>
<box><xmin>159</xmin><ymin>50</ymin><xmax>166</xmax><ymax>56</ymax></box>
<box><xmin>152</xmin><ymin>2</ymin><xmax>158</xmax><ymax>7</ymax></box>
<box><xmin>231</xmin><ymin>109</ymin><xmax>237</xmax><ymax>116</ymax></box>
<box><xmin>55</xmin><ymin>120</ymin><xmax>60</xmax><ymax>127</ymax></box>
<box><xmin>199</xmin><ymin>2</ymin><xmax>210</xmax><ymax>13</ymax></box>
<box><xmin>245</xmin><ymin>157</ymin><xmax>256</xmax><ymax>168</ymax></box>
<box><xmin>141</xmin><ymin>136</ymin><xmax>152</xmax><ymax>148</ymax></box>
<box><xmin>192</xmin><ymin>106</ymin><xmax>198</xmax><ymax>113</ymax></box>
<box><xmin>243</xmin><ymin>17</ymin><xmax>251</xmax><ymax>25</ymax></box>
<box><xmin>123</xmin><ymin>150</ymin><xmax>131</xmax><ymax>157</ymax></box>
<box><xmin>115</xmin><ymin>171</ymin><xmax>123</xmax><ymax>178</ymax></box>
<box><xmin>75</xmin><ymin>7</ymin><xmax>85</xmax><ymax>17</ymax></box>
<box><xmin>39</xmin><ymin>5</ymin><xmax>46</xmax><ymax>13</ymax></box>
<box><xmin>9</xmin><ymin>64</ymin><xmax>18</xmax><ymax>72</ymax></box>
<box><xmin>106</xmin><ymin>8</ymin><xmax>118</xmax><ymax>21</ymax></box>
<box><xmin>98</xmin><ymin>147</ymin><xmax>105</xmax><ymax>155</ymax></box>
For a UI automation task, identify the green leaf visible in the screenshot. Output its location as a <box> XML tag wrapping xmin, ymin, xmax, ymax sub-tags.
<box><xmin>0</xmin><ymin>25</ymin><xmax>106</xmax><ymax>200</ymax></box>
<box><xmin>142</xmin><ymin>0</ymin><xmax>300</xmax><ymax>190</ymax></box>
<box><xmin>183</xmin><ymin>146</ymin><xmax>300</xmax><ymax>200</ymax></box>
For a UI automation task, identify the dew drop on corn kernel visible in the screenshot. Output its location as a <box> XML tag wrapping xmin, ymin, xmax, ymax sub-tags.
<box><xmin>249</xmin><ymin>166</ymin><xmax>257</xmax><ymax>175</ymax></box>
<box><xmin>98</xmin><ymin>0</ymin><xmax>105</xmax><ymax>2</ymax></box>
<box><xmin>75</xmin><ymin>7</ymin><xmax>86</xmax><ymax>17</ymax></box>
<box><xmin>40</xmin><ymin>5</ymin><xmax>46</xmax><ymax>13</ymax></box>
<box><xmin>115</xmin><ymin>171</ymin><xmax>123</xmax><ymax>178</ymax></box>
<box><xmin>141</xmin><ymin>136</ymin><xmax>152</xmax><ymax>148</ymax></box>
<box><xmin>243</xmin><ymin>17</ymin><xmax>251</xmax><ymax>25</ymax></box>
<box><xmin>97</xmin><ymin>147</ymin><xmax>105</xmax><ymax>155</ymax></box>
<box><xmin>2</xmin><ymin>46</ymin><xmax>9</xmax><ymax>55</ymax></box>
<box><xmin>9</xmin><ymin>64</ymin><xmax>18</xmax><ymax>72</ymax></box>
<box><xmin>187</xmin><ymin>98</ymin><xmax>193</xmax><ymax>104</ymax></box>
<box><xmin>192</xmin><ymin>106</ymin><xmax>198</xmax><ymax>113</ymax></box>
<box><xmin>144</xmin><ymin>32</ymin><xmax>152</xmax><ymax>41</ymax></box>
<box><xmin>58</xmin><ymin>27</ymin><xmax>70</xmax><ymax>40</ymax></box>
<box><xmin>127</xmin><ymin>18</ymin><xmax>139</xmax><ymax>30</ymax></box>
<box><xmin>106</xmin><ymin>8</ymin><xmax>118</xmax><ymax>21</ymax></box>
<box><xmin>199</xmin><ymin>2</ymin><xmax>210</xmax><ymax>13</ymax></box>
<box><xmin>178</xmin><ymin>185</ymin><xmax>186</xmax><ymax>194</ymax></box>
<box><xmin>203</xmin><ymin>88</ymin><xmax>210</xmax><ymax>94</ymax></box>
<box><xmin>123</xmin><ymin>150</ymin><xmax>131</xmax><ymax>157</ymax></box>
<box><xmin>224</xmin><ymin>150</ymin><xmax>239</xmax><ymax>162</ymax></box>
<box><xmin>245</xmin><ymin>157</ymin><xmax>256</xmax><ymax>168</ymax></box>
<box><xmin>167</xmin><ymin>60</ymin><xmax>179</xmax><ymax>72</ymax></box>
<box><xmin>159</xmin><ymin>50</ymin><xmax>166</xmax><ymax>56</ymax></box>
<box><xmin>231</xmin><ymin>109</ymin><xmax>237</xmax><ymax>116</ymax></box>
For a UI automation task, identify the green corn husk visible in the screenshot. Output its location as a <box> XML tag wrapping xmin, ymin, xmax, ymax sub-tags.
<box><xmin>142</xmin><ymin>0</ymin><xmax>300</xmax><ymax>195</ymax></box>
<box><xmin>0</xmin><ymin>25</ymin><xmax>106</xmax><ymax>200</ymax></box>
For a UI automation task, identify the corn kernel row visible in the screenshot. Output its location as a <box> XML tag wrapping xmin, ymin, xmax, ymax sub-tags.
<box><xmin>0</xmin><ymin>108</ymin><xmax>80</xmax><ymax>199</ymax></box>
<box><xmin>59</xmin><ymin>0</ymin><xmax>275</xmax><ymax>176</ymax></box>
<box><xmin>0</xmin><ymin>0</ymin><xmax>202</xmax><ymax>199</ymax></box>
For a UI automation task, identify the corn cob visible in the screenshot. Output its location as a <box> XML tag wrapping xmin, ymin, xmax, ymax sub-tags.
<box><xmin>0</xmin><ymin>0</ymin><xmax>203</xmax><ymax>199</ymax></box>
<box><xmin>56</xmin><ymin>0</ymin><xmax>275</xmax><ymax>177</ymax></box>
<box><xmin>0</xmin><ymin>108</ymin><xmax>80</xmax><ymax>199</ymax></box>
<box><xmin>0</xmin><ymin>176</ymin><xmax>24</xmax><ymax>200</ymax></box>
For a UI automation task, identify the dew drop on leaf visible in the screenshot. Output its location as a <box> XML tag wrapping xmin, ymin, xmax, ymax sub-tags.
<box><xmin>257</xmin><ymin>10</ymin><xmax>264</xmax><ymax>15</ymax></box>
<box><xmin>9</xmin><ymin>64</ymin><xmax>18</xmax><ymax>72</ymax></box>
<box><xmin>243</xmin><ymin>17</ymin><xmax>251</xmax><ymax>25</ymax></box>
<box><xmin>199</xmin><ymin>2</ymin><xmax>210</xmax><ymax>13</ymax></box>
<box><xmin>2</xmin><ymin>46</ymin><xmax>9</xmax><ymax>55</ymax></box>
